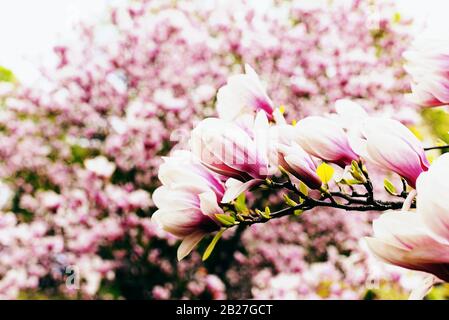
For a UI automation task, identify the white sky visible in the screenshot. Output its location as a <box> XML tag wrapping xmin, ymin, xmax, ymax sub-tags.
<box><xmin>0</xmin><ymin>0</ymin><xmax>448</xmax><ymax>82</ymax></box>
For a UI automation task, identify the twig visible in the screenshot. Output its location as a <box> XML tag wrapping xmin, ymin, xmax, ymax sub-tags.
<box><xmin>424</xmin><ymin>145</ymin><xmax>449</xmax><ymax>151</ymax></box>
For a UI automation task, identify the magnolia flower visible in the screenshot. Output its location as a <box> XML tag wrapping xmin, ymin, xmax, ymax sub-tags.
<box><xmin>152</xmin><ymin>188</ymin><xmax>223</xmax><ymax>261</ymax></box>
<box><xmin>272</xmin><ymin>124</ymin><xmax>321</xmax><ymax>189</ymax></box>
<box><xmin>333</xmin><ymin>99</ymin><xmax>368</xmax><ymax>129</ymax></box>
<box><xmin>349</xmin><ymin>118</ymin><xmax>428</xmax><ymax>188</ymax></box>
<box><xmin>366</xmin><ymin>154</ymin><xmax>449</xmax><ymax>296</ymax></box>
<box><xmin>216</xmin><ymin>64</ymin><xmax>274</xmax><ymax>121</ymax></box>
<box><xmin>158</xmin><ymin>150</ymin><xmax>225</xmax><ymax>200</ymax></box>
<box><xmin>84</xmin><ymin>156</ymin><xmax>116</xmax><ymax>178</ymax></box>
<box><xmin>190</xmin><ymin>111</ymin><xmax>270</xmax><ymax>202</ymax></box>
<box><xmin>279</xmin><ymin>143</ymin><xmax>322</xmax><ymax>189</ymax></box>
<box><xmin>403</xmin><ymin>34</ymin><xmax>449</xmax><ymax>107</ymax></box>
<box><xmin>153</xmin><ymin>151</ymin><xmax>227</xmax><ymax>260</ymax></box>
<box><xmin>294</xmin><ymin>116</ymin><xmax>358</xmax><ymax>167</ymax></box>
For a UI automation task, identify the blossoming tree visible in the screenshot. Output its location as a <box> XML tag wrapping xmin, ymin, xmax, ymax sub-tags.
<box><xmin>2</xmin><ymin>0</ymin><xmax>447</xmax><ymax>300</ymax></box>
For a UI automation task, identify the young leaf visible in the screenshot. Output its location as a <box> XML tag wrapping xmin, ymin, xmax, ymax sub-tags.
<box><xmin>214</xmin><ymin>213</ymin><xmax>236</xmax><ymax>227</ymax></box>
<box><xmin>234</xmin><ymin>193</ymin><xmax>248</xmax><ymax>214</ymax></box>
<box><xmin>255</xmin><ymin>208</ymin><xmax>271</xmax><ymax>220</ymax></box>
<box><xmin>384</xmin><ymin>178</ymin><xmax>397</xmax><ymax>195</ymax></box>
<box><xmin>350</xmin><ymin>160</ymin><xmax>366</xmax><ymax>182</ymax></box>
<box><xmin>316</xmin><ymin>163</ymin><xmax>334</xmax><ymax>184</ymax></box>
<box><xmin>202</xmin><ymin>229</ymin><xmax>226</xmax><ymax>261</ymax></box>
<box><xmin>283</xmin><ymin>194</ymin><xmax>298</xmax><ymax>207</ymax></box>
<box><xmin>299</xmin><ymin>181</ymin><xmax>309</xmax><ymax>196</ymax></box>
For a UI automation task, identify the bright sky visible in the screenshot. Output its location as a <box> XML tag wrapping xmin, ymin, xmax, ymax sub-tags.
<box><xmin>0</xmin><ymin>0</ymin><xmax>448</xmax><ymax>82</ymax></box>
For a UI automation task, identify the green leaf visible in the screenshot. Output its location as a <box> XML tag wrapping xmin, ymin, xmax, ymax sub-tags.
<box><xmin>299</xmin><ymin>181</ymin><xmax>309</xmax><ymax>196</ymax></box>
<box><xmin>350</xmin><ymin>160</ymin><xmax>366</xmax><ymax>182</ymax></box>
<box><xmin>0</xmin><ymin>66</ymin><xmax>15</xmax><ymax>82</ymax></box>
<box><xmin>283</xmin><ymin>194</ymin><xmax>298</xmax><ymax>207</ymax></box>
<box><xmin>293</xmin><ymin>209</ymin><xmax>303</xmax><ymax>216</ymax></box>
<box><xmin>316</xmin><ymin>163</ymin><xmax>334</xmax><ymax>184</ymax></box>
<box><xmin>214</xmin><ymin>213</ymin><xmax>236</xmax><ymax>227</ymax></box>
<box><xmin>234</xmin><ymin>193</ymin><xmax>248</xmax><ymax>214</ymax></box>
<box><xmin>384</xmin><ymin>178</ymin><xmax>397</xmax><ymax>195</ymax></box>
<box><xmin>256</xmin><ymin>207</ymin><xmax>271</xmax><ymax>219</ymax></box>
<box><xmin>202</xmin><ymin>229</ymin><xmax>226</xmax><ymax>261</ymax></box>
<box><xmin>340</xmin><ymin>178</ymin><xmax>364</xmax><ymax>185</ymax></box>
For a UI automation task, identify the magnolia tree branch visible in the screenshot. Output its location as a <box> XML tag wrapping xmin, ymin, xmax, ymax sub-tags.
<box><xmin>220</xmin><ymin>160</ymin><xmax>417</xmax><ymax>229</ymax></box>
<box><xmin>219</xmin><ymin>144</ymin><xmax>448</xmax><ymax>228</ymax></box>
<box><xmin>424</xmin><ymin>145</ymin><xmax>449</xmax><ymax>151</ymax></box>
<box><xmin>240</xmin><ymin>197</ymin><xmax>410</xmax><ymax>226</ymax></box>
<box><xmin>233</xmin><ymin>179</ymin><xmax>413</xmax><ymax>226</ymax></box>
<box><xmin>204</xmin><ymin>145</ymin><xmax>446</xmax><ymax>260</ymax></box>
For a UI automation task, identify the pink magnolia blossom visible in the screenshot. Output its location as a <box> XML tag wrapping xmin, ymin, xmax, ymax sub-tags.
<box><xmin>152</xmin><ymin>188</ymin><xmax>223</xmax><ymax>261</ymax></box>
<box><xmin>190</xmin><ymin>111</ymin><xmax>270</xmax><ymax>202</ymax></box>
<box><xmin>366</xmin><ymin>154</ymin><xmax>449</xmax><ymax>286</ymax></box>
<box><xmin>158</xmin><ymin>150</ymin><xmax>225</xmax><ymax>200</ymax></box>
<box><xmin>272</xmin><ymin>123</ymin><xmax>322</xmax><ymax>189</ymax></box>
<box><xmin>216</xmin><ymin>64</ymin><xmax>274</xmax><ymax>121</ymax></box>
<box><xmin>153</xmin><ymin>150</ymin><xmax>227</xmax><ymax>260</ymax></box>
<box><xmin>404</xmin><ymin>34</ymin><xmax>449</xmax><ymax>107</ymax></box>
<box><xmin>294</xmin><ymin>116</ymin><xmax>359</xmax><ymax>167</ymax></box>
<box><xmin>349</xmin><ymin>117</ymin><xmax>429</xmax><ymax>188</ymax></box>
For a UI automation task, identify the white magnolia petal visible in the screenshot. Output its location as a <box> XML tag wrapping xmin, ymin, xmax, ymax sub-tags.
<box><xmin>151</xmin><ymin>208</ymin><xmax>202</xmax><ymax>238</ymax></box>
<box><xmin>152</xmin><ymin>186</ymin><xmax>198</xmax><ymax>210</ymax></box>
<box><xmin>417</xmin><ymin>153</ymin><xmax>449</xmax><ymax>240</ymax></box>
<box><xmin>216</xmin><ymin>84</ymin><xmax>246</xmax><ymax>121</ymax></box>
<box><xmin>408</xmin><ymin>274</ymin><xmax>437</xmax><ymax>300</ymax></box>
<box><xmin>177</xmin><ymin>231</ymin><xmax>206</xmax><ymax>261</ymax></box>
<box><xmin>221</xmin><ymin>179</ymin><xmax>261</xmax><ymax>203</ymax></box>
<box><xmin>199</xmin><ymin>191</ymin><xmax>223</xmax><ymax>216</ymax></box>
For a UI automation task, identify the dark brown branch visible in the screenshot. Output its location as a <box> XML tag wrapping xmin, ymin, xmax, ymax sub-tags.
<box><xmin>241</xmin><ymin>197</ymin><xmax>413</xmax><ymax>226</ymax></box>
<box><xmin>424</xmin><ymin>145</ymin><xmax>449</xmax><ymax>151</ymax></box>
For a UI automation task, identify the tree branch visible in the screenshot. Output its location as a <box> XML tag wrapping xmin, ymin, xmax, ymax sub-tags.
<box><xmin>241</xmin><ymin>197</ymin><xmax>414</xmax><ymax>226</ymax></box>
<box><xmin>424</xmin><ymin>145</ymin><xmax>449</xmax><ymax>151</ymax></box>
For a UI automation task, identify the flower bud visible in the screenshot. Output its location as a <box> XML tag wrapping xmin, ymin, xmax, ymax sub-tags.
<box><xmin>294</xmin><ymin>116</ymin><xmax>358</xmax><ymax>167</ymax></box>
<box><xmin>349</xmin><ymin>118</ymin><xmax>428</xmax><ymax>188</ymax></box>
<box><xmin>216</xmin><ymin>64</ymin><xmax>274</xmax><ymax>120</ymax></box>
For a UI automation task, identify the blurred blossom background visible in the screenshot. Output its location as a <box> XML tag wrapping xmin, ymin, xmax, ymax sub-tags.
<box><xmin>0</xmin><ymin>0</ymin><xmax>448</xmax><ymax>300</ymax></box>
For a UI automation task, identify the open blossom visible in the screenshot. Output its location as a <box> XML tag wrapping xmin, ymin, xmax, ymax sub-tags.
<box><xmin>190</xmin><ymin>111</ymin><xmax>270</xmax><ymax>202</ymax></box>
<box><xmin>216</xmin><ymin>64</ymin><xmax>274</xmax><ymax>121</ymax></box>
<box><xmin>152</xmin><ymin>188</ymin><xmax>223</xmax><ymax>261</ymax></box>
<box><xmin>349</xmin><ymin>117</ymin><xmax>428</xmax><ymax>188</ymax></box>
<box><xmin>366</xmin><ymin>154</ymin><xmax>449</xmax><ymax>287</ymax></box>
<box><xmin>404</xmin><ymin>34</ymin><xmax>449</xmax><ymax>107</ymax></box>
<box><xmin>153</xmin><ymin>151</ymin><xmax>227</xmax><ymax>260</ymax></box>
<box><xmin>152</xmin><ymin>151</ymin><xmax>228</xmax><ymax>260</ymax></box>
<box><xmin>294</xmin><ymin>117</ymin><xmax>358</xmax><ymax>167</ymax></box>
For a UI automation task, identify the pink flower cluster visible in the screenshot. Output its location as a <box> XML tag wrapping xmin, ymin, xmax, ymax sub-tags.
<box><xmin>0</xmin><ymin>0</ymin><xmax>415</xmax><ymax>299</ymax></box>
